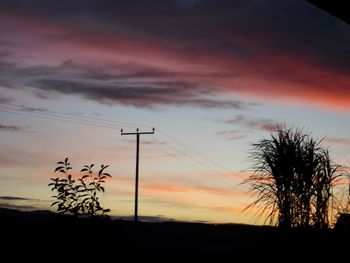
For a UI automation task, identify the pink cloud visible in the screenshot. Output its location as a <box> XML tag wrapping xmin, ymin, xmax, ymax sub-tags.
<box><xmin>1</xmin><ymin>1</ymin><xmax>350</xmax><ymax>111</ymax></box>
<box><xmin>325</xmin><ymin>137</ymin><xmax>350</xmax><ymax>146</ymax></box>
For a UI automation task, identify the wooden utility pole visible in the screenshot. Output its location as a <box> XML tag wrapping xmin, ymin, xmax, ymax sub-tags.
<box><xmin>121</xmin><ymin>128</ymin><xmax>155</xmax><ymax>222</ymax></box>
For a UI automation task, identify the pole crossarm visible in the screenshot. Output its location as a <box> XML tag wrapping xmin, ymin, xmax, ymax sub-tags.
<box><xmin>121</xmin><ymin>127</ymin><xmax>155</xmax><ymax>136</ymax></box>
<box><xmin>121</xmin><ymin>128</ymin><xmax>155</xmax><ymax>223</ymax></box>
<box><xmin>121</xmin><ymin>131</ymin><xmax>155</xmax><ymax>135</ymax></box>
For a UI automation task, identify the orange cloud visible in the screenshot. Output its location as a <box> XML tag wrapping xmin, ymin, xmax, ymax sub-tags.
<box><xmin>142</xmin><ymin>184</ymin><xmax>189</xmax><ymax>193</ymax></box>
<box><xmin>142</xmin><ymin>182</ymin><xmax>248</xmax><ymax>198</ymax></box>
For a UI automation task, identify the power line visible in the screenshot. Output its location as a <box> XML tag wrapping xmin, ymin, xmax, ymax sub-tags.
<box><xmin>148</xmin><ymin>140</ymin><xmax>234</xmax><ymax>188</ymax></box>
<box><xmin>0</xmin><ymin>104</ymin><xmax>246</xmax><ymax>190</ymax></box>
<box><xmin>48</xmin><ymin>108</ymin><xmax>152</xmax><ymax>129</ymax></box>
<box><xmin>0</xmin><ymin>104</ymin><xmax>151</xmax><ymax>129</ymax></box>
<box><xmin>138</xmin><ymin>128</ymin><xmax>245</xmax><ymax>191</ymax></box>
<box><xmin>148</xmin><ymin>139</ymin><xmax>246</xmax><ymax>193</ymax></box>
<box><xmin>0</xmin><ymin>104</ymin><xmax>243</xmax><ymax>179</ymax></box>
<box><xmin>152</xmin><ymin>134</ymin><xmax>239</xmax><ymax>185</ymax></box>
<box><xmin>156</xmin><ymin>128</ymin><xmax>246</xmax><ymax>180</ymax></box>
<box><xmin>0</xmin><ymin>107</ymin><xmax>123</xmax><ymax>130</ymax></box>
<box><xmin>1</xmin><ymin>103</ymin><xmax>240</xmax><ymax>180</ymax></box>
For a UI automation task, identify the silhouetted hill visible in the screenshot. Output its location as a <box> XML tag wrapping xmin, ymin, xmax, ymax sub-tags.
<box><xmin>0</xmin><ymin>207</ymin><xmax>348</xmax><ymax>261</ymax></box>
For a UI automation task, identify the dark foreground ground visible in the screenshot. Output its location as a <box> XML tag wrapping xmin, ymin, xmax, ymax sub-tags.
<box><xmin>1</xmin><ymin>207</ymin><xmax>348</xmax><ymax>261</ymax></box>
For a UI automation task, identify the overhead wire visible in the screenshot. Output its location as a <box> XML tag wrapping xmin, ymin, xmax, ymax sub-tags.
<box><xmin>0</xmin><ymin>104</ymin><xmax>148</xmax><ymax>129</ymax></box>
<box><xmin>0</xmin><ymin>107</ymin><xmax>123</xmax><ymax>130</ymax></box>
<box><xmin>151</xmin><ymin>135</ymin><xmax>242</xmax><ymax>187</ymax></box>
<box><xmin>0</xmin><ymin>103</ymin><xmax>246</xmax><ymax>191</ymax></box>
<box><xmin>157</xmin><ymin>128</ymin><xmax>240</xmax><ymax>176</ymax></box>
<box><xmin>1</xmin><ymin>103</ymin><xmax>240</xmax><ymax>180</ymax></box>
<box><xmin>137</xmin><ymin>129</ymin><xmax>247</xmax><ymax>192</ymax></box>
<box><xmin>146</xmin><ymin>139</ymin><xmax>238</xmax><ymax>189</ymax></box>
<box><xmin>137</xmin><ymin>126</ymin><xmax>246</xmax><ymax>181</ymax></box>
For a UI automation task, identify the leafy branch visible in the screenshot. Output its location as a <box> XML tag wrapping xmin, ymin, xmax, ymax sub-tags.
<box><xmin>48</xmin><ymin>157</ymin><xmax>112</xmax><ymax>217</ymax></box>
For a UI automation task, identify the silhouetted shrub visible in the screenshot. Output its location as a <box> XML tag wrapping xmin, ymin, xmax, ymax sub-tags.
<box><xmin>48</xmin><ymin>157</ymin><xmax>112</xmax><ymax>217</ymax></box>
<box><xmin>245</xmin><ymin>126</ymin><xmax>342</xmax><ymax>229</ymax></box>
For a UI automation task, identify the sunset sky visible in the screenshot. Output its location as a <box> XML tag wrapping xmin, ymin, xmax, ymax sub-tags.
<box><xmin>0</xmin><ymin>0</ymin><xmax>350</xmax><ymax>224</ymax></box>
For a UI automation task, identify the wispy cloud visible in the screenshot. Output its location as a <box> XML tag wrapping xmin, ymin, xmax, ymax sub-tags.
<box><xmin>0</xmin><ymin>203</ymin><xmax>37</xmax><ymax>210</ymax></box>
<box><xmin>0</xmin><ymin>196</ymin><xmax>45</xmax><ymax>211</ymax></box>
<box><xmin>19</xmin><ymin>106</ymin><xmax>48</xmax><ymax>113</ymax></box>
<box><xmin>221</xmin><ymin>115</ymin><xmax>278</xmax><ymax>132</ymax></box>
<box><xmin>0</xmin><ymin>123</ymin><xmax>23</xmax><ymax>132</ymax></box>
<box><xmin>0</xmin><ymin>196</ymin><xmax>35</xmax><ymax>201</ymax></box>
<box><xmin>0</xmin><ymin>58</ymin><xmax>252</xmax><ymax>109</ymax></box>
<box><xmin>217</xmin><ymin>130</ymin><xmax>248</xmax><ymax>141</ymax></box>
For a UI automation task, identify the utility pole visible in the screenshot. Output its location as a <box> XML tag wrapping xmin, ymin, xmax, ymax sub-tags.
<box><xmin>121</xmin><ymin>128</ymin><xmax>155</xmax><ymax>223</ymax></box>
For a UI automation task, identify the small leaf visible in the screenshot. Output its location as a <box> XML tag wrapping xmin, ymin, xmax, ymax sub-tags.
<box><xmin>57</xmin><ymin>161</ymin><xmax>64</xmax><ymax>165</ymax></box>
<box><xmin>54</xmin><ymin>166</ymin><xmax>64</xmax><ymax>172</ymax></box>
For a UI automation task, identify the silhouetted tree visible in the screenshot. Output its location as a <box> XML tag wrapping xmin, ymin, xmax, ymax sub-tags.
<box><xmin>48</xmin><ymin>157</ymin><xmax>112</xmax><ymax>217</ymax></box>
<box><xmin>245</xmin><ymin>126</ymin><xmax>342</xmax><ymax>229</ymax></box>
